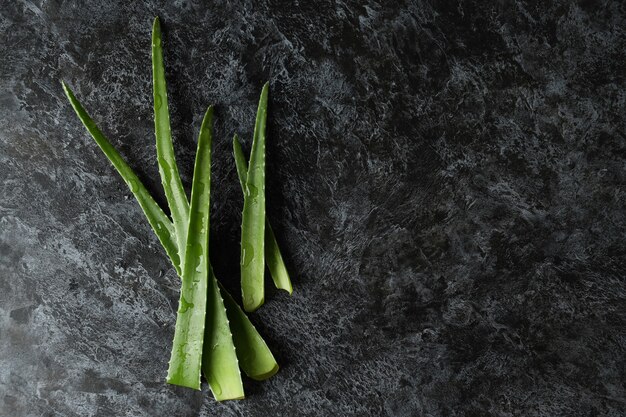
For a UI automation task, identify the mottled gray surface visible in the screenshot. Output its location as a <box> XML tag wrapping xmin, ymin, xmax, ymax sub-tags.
<box><xmin>1</xmin><ymin>1</ymin><xmax>625</xmax><ymax>416</ymax></box>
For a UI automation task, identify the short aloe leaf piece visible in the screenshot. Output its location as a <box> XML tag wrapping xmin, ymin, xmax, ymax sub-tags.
<box><xmin>166</xmin><ymin>107</ymin><xmax>214</xmax><ymax>390</ymax></box>
<box><xmin>233</xmin><ymin>135</ymin><xmax>292</xmax><ymax>294</ymax></box>
<box><xmin>62</xmin><ymin>81</ymin><xmax>182</xmax><ymax>275</ymax></box>
<box><xmin>152</xmin><ymin>16</ymin><xmax>190</xmax><ymax>267</ymax></box>
<box><xmin>240</xmin><ymin>83</ymin><xmax>269</xmax><ymax>312</ymax></box>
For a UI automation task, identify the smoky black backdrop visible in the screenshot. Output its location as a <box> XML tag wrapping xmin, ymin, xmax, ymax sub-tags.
<box><xmin>1</xmin><ymin>1</ymin><xmax>624</xmax><ymax>416</ymax></box>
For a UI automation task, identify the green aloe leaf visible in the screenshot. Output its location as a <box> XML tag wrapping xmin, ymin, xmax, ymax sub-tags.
<box><xmin>233</xmin><ymin>135</ymin><xmax>292</xmax><ymax>294</ymax></box>
<box><xmin>152</xmin><ymin>17</ymin><xmax>190</xmax><ymax>267</ymax></box>
<box><xmin>166</xmin><ymin>107</ymin><xmax>214</xmax><ymax>390</ymax></box>
<box><xmin>62</xmin><ymin>82</ymin><xmax>181</xmax><ymax>275</ymax></box>
<box><xmin>240</xmin><ymin>83</ymin><xmax>269</xmax><ymax>312</ymax></box>
<box><xmin>218</xmin><ymin>279</ymin><xmax>279</xmax><ymax>380</ymax></box>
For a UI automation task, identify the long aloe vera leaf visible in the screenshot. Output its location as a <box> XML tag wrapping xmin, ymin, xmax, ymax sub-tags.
<box><xmin>218</xmin><ymin>279</ymin><xmax>279</xmax><ymax>380</ymax></box>
<box><xmin>166</xmin><ymin>107</ymin><xmax>214</xmax><ymax>390</ymax></box>
<box><xmin>62</xmin><ymin>82</ymin><xmax>182</xmax><ymax>275</ymax></box>
<box><xmin>233</xmin><ymin>135</ymin><xmax>292</xmax><ymax>294</ymax></box>
<box><xmin>152</xmin><ymin>17</ymin><xmax>190</xmax><ymax>267</ymax></box>
<box><xmin>240</xmin><ymin>83</ymin><xmax>268</xmax><ymax>312</ymax></box>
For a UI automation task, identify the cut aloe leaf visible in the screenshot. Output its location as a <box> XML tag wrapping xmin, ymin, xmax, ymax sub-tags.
<box><xmin>218</xmin><ymin>279</ymin><xmax>279</xmax><ymax>380</ymax></box>
<box><xmin>240</xmin><ymin>83</ymin><xmax>268</xmax><ymax>312</ymax></box>
<box><xmin>152</xmin><ymin>17</ymin><xmax>190</xmax><ymax>267</ymax></box>
<box><xmin>233</xmin><ymin>135</ymin><xmax>292</xmax><ymax>294</ymax></box>
<box><xmin>62</xmin><ymin>82</ymin><xmax>182</xmax><ymax>275</ymax></box>
<box><xmin>204</xmin><ymin>267</ymin><xmax>245</xmax><ymax>400</ymax></box>
<box><xmin>166</xmin><ymin>107</ymin><xmax>214</xmax><ymax>390</ymax></box>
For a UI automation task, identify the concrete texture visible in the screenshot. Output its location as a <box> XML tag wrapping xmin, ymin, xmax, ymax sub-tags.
<box><xmin>1</xmin><ymin>1</ymin><xmax>625</xmax><ymax>416</ymax></box>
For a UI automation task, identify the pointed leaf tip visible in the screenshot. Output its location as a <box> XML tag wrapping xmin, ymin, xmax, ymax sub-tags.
<box><xmin>152</xmin><ymin>17</ymin><xmax>161</xmax><ymax>39</ymax></box>
<box><xmin>61</xmin><ymin>81</ymin><xmax>74</xmax><ymax>100</ymax></box>
<box><xmin>201</xmin><ymin>105</ymin><xmax>214</xmax><ymax>128</ymax></box>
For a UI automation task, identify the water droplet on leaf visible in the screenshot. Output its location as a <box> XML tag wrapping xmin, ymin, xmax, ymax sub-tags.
<box><xmin>241</xmin><ymin>243</ymin><xmax>254</xmax><ymax>267</ymax></box>
<box><xmin>190</xmin><ymin>243</ymin><xmax>204</xmax><ymax>276</ymax></box>
<box><xmin>127</xmin><ymin>179</ymin><xmax>138</xmax><ymax>192</ymax></box>
<box><xmin>247</xmin><ymin>183</ymin><xmax>258</xmax><ymax>198</ymax></box>
<box><xmin>158</xmin><ymin>158</ymin><xmax>172</xmax><ymax>183</ymax></box>
<box><xmin>194</xmin><ymin>182</ymin><xmax>205</xmax><ymax>197</ymax></box>
<box><xmin>178</xmin><ymin>296</ymin><xmax>194</xmax><ymax>313</ymax></box>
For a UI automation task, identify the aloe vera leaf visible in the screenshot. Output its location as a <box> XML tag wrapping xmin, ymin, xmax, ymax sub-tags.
<box><xmin>165</xmin><ymin>106</ymin><xmax>216</xmax><ymax>389</ymax></box>
<box><xmin>204</xmin><ymin>266</ymin><xmax>245</xmax><ymax>400</ymax></box>
<box><xmin>152</xmin><ymin>17</ymin><xmax>190</xmax><ymax>266</ymax></box>
<box><xmin>233</xmin><ymin>135</ymin><xmax>292</xmax><ymax>294</ymax></box>
<box><xmin>62</xmin><ymin>82</ymin><xmax>182</xmax><ymax>275</ymax></box>
<box><xmin>217</xmin><ymin>279</ymin><xmax>279</xmax><ymax>380</ymax></box>
<box><xmin>240</xmin><ymin>83</ymin><xmax>269</xmax><ymax>312</ymax></box>
<box><xmin>173</xmin><ymin>107</ymin><xmax>241</xmax><ymax>399</ymax></box>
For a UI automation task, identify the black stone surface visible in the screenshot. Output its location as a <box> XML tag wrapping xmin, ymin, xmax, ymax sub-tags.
<box><xmin>1</xmin><ymin>1</ymin><xmax>625</xmax><ymax>416</ymax></box>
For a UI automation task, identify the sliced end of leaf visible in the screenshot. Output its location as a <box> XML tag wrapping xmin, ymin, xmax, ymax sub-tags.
<box><xmin>214</xmin><ymin>393</ymin><xmax>245</xmax><ymax>402</ymax></box>
<box><xmin>166</xmin><ymin>362</ymin><xmax>202</xmax><ymax>390</ymax></box>
<box><xmin>242</xmin><ymin>294</ymin><xmax>263</xmax><ymax>313</ymax></box>
<box><xmin>248</xmin><ymin>363</ymin><xmax>279</xmax><ymax>381</ymax></box>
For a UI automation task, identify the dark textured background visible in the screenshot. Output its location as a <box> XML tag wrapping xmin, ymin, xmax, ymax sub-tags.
<box><xmin>1</xmin><ymin>1</ymin><xmax>625</xmax><ymax>416</ymax></box>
